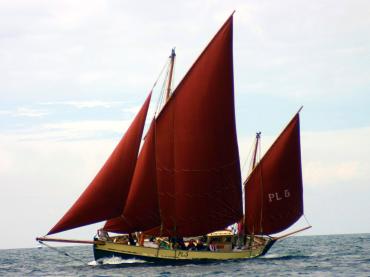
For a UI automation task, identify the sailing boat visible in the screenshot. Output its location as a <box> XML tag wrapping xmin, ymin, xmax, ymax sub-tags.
<box><xmin>37</xmin><ymin>13</ymin><xmax>310</xmax><ymax>262</ymax></box>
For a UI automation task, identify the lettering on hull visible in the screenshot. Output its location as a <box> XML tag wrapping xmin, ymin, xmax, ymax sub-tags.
<box><xmin>177</xmin><ymin>251</ymin><xmax>189</xmax><ymax>258</ymax></box>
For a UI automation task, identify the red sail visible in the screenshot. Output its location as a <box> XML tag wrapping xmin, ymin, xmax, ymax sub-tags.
<box><xmin>48</xmin><ymin>93</ymin><xmax>152</xmax><ymax>235</ymax></box>
<box><xmin>245</xmin><ymin>114</ymin><xmax>303</xmax><ymax>235</ymax></box>
<box><xmin>155</xmin><ymin>15</ymin><xmax>243</xmax><ymax>237</ymax></box>
<box><xmin>103</xmin><ymin>120</ymin><xmax>160</xmax><ymax>233</ymax></box>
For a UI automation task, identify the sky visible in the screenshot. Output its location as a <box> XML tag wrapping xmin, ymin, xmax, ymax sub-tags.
<box><xmin>0</xmin><ymin>0</ymin><xmax>370</xmax><ymax>249</ymax></box>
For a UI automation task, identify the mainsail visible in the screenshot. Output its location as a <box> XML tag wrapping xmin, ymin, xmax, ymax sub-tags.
<box><xmin>244</xmin><ymin>113</ymin><xmax>303</xmax><ymax>235</ymax></box>
<box><xmin>154</xmin><ymin>15</ymin><xmax>242</xmax><ymax>237</ymax></box>
<box><xmin>48</xmin><ymin>93</ymin><xmax>152</xmax><ymax>235</ymax></box>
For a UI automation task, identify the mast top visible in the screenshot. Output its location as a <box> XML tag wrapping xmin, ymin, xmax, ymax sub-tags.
<box><xmin>165</xmin><ymin>48</ymin><xmax>176</xmax><ymax>102</ymax></box>
<box><xmin>170</xmin><ymin>48</ymin><xmax>176</xmax><ymax>58</ymax></box>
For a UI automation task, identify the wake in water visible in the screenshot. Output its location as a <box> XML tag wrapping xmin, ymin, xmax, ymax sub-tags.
<box><xmin>88</xmin><ymin>256</ymin><xmax>147</xmax><ymax>266</ymax></box>
<box><xmin>261</xmin><ymin>253</ymin><xmax>310</xmax><ymax>260</ymax></box>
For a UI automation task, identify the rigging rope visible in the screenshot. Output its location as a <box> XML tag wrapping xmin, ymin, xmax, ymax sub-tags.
<box><xmin>303</xmin><ymin>214</ymin><xmax>312</xmax><ymax>227</ymax></box>
<box><xmin>154</xmin><ymin>49</ymin><xmax>177</xmax><ymax>117</ymax></box>
<box><xmin>151</xmin><ymin>58</ymin><xmax>170</xmax><ymax>92</ymax></box>
<box><xmin>156</xmin><ymin>62</ymin><xmax>170</xmax><ymax>115</ymax></box>
<box><xmin>258</xmin><ymin>135</ymin><xmax>264</xmax><ymax>234</ymax></box>
<box><xmin>143</xmin><ymin>56</ymin><xmax>170</xmax><ymax>118</ymax></box>
<box><xmin>241</xmin><ymin>137</ymin><xmax>255</xmax><ymax>178</ymax></box>
<box><xmin>37</xmin><ymin>241</ymin><xmax>87</xmax><ymax>265</ymax></box>
<box><xmin>154</xmin><ymin>58</ymin><xmax>171</xmax><ymax>116</ymax></box>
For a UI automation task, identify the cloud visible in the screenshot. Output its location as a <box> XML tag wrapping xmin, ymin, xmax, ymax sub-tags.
<box><xmin>0</xmin><ymin>107</ymin><xmax>48</xmax><ymax>117</ymax></box>
<box><xmin>302</xmin><ymin>127</ymin><xmax>370</xmax><ymax>187</ymax></box>
<box><xmin>122</xmin><ymin>105</ymin><xmax>142</xmax><ymax>114</ymax></box>
<box><xmin>2</xmin><ymin>0</ymin><xmax>370</xmax><ymax>105</ymax></box>
<box><xmin>304</xmin><ymin>160</ymin><xmax>364</xmax><ymax>187</ymax></box>
<box><xmin>0</xmin><ymin>133</ymin><xmax>116</xmax><ymax>249</ymax></box>
<box><xmin>43</xmin><ymin>120</ymin><xmax>129</xmax><ymax>134</ymax></box>
<box><xmin>40</xmin><ymin>100</ymin><xmax>125</xmax><ymax>109</ymax></box>
<box><xmin>12</xmin><ymin>120</ymin><xmax>131</xmax><ymax>141</ymax></box>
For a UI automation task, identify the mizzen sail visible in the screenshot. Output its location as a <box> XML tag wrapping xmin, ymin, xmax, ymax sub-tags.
<box><xmin>245</xmin><ymin>113</ymin><xmax>303</xmax><ymax>235</ymax></box>
<box><xmin>48</xmin><ymin>93</ymin><xmax>152</xmax><ymax>235</ymax></box>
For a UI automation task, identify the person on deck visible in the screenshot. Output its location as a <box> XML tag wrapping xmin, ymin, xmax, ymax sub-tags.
<box><xmin>128</xmin><ymin>233</ymin><xmax>136</xmax><ymax>246</ymax></box>
<box><xmin>187</xmin><ymin>239</ymin><xmax>196</xmax><ymax>250</ymax></box>
<box><xmin>97</xmin><ymin>229</ymin><xmax>109</xmax><ymax>241</ymax></box>
<box><xmin>178</xmin><ymin>237</ymin><xmax>186</xmax><ymax>250</ymax></box>
<box><xmin>196</xmin><ymin>240</ymin><xmax>205</xmax><ymax>251</ymax></box>
<box><xmin>208</xmin><ymin>239</ymin><xmax>217</xmax><ymax>252</ymax></box>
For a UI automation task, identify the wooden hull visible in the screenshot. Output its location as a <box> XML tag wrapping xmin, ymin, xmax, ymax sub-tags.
<box><xmin>93</xmin><ymin>239</ymin><xmax>276</xmax><ymax>263</ymax></box>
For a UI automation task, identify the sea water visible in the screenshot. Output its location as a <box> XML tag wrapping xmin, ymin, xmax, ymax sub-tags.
<box><xmin>0</xmin><ymin>234</ymin><xmax>369</xmax><ymax>276</ymax></box>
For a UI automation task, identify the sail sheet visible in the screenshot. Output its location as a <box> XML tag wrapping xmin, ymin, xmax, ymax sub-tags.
<box><xmin>48</xmin><ymin>93</ymin><xmax>152</xmax><ymax>235</ymax></box>
<box><xmin>103</xmin><ymin>120</ymin><xmax>161</xmax><ymax>233</ymax></box>
<box><xmin>155</xmin><ymin>15</ymin><xmax>243</xmax><ymax>237</ymax></box>
<box><xmin>245</xmin><ymin>114</ymin><xmax>303</xmax><ymax>235</ymax></box>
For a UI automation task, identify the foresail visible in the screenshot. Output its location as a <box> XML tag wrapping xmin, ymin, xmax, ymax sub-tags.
<box><xmin>245</xmin><ymin>113</ymin><xmax>303</xmax><ymax>235</ymax></box>
<box><xmin>103</xmin><ymin>120</ymin><xmax>160</xmax><ymax>233</ymax></box>
<box><xmin>155</xmin><ymin>14</ymin><xmax>243</xmax><ymax>237</ymax></box>
<box><xmin>47</xmin><ymin>93</ymin><xmax>152</xmax><ymax>235</ymax></box>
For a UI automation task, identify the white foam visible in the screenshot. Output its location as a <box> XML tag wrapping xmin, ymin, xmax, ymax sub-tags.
<box><xmin>88</xmin><ymin>260</ymin><xmax>99</xmax><ymax>266</ymax></box>
<box><xmin>88</xmin><ymin>256</ymin><xmax>147</xmax><ymax>266</ymax></box>
<box><xmin>261</xmin><ymin>253</ymin><xmax>282</xmax><ymax>259</ymax></box>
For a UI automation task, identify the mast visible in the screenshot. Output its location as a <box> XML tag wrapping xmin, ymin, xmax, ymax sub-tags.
<box><xmin>240</xmin><ymin>132</ymin><xmax>261</xmax><ymax>237</ymax></box>
<box><xmin>251</xmin><ymin>132</ymin><xmax>261</xmax><ymax>169</ymax></box>
<box><xmin>165</xmin><ymin>48</ymin><xmax>176</xmax><ymax>102</ymax></box>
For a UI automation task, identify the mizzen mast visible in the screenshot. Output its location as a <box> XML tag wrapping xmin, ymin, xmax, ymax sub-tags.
<box><xmin>239</xmin><ymin>132</ymin><xmax>261</xmax><ymax>237</ymax></box>
<box><xmin>251</xmin><ymin>132</ymin><xmax>261</xmax><ymax>169</ymax></box>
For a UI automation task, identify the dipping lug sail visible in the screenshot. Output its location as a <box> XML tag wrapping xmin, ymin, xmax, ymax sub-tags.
<box><xmin>48</xmin><ymin>93</ymin><xmax>152</xmax><ymax>235</ymax></box>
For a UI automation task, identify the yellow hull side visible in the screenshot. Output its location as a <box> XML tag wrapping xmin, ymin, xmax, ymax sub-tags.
<box><xmin>95</xmin><ymin>241</ymin><xmax>268</xmax><ymax>261</ymax></box>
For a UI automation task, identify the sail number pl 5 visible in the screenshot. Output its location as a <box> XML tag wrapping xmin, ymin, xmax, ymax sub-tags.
<box><xmin>268</xmin><ymin>189</ymin><xmax>291</xmax><ymax>202</ymax></box>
